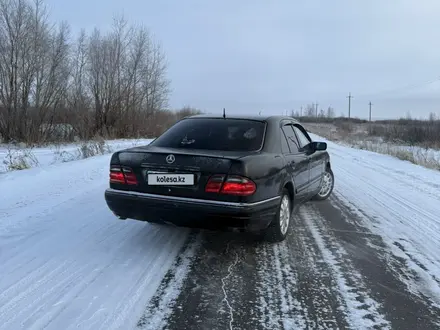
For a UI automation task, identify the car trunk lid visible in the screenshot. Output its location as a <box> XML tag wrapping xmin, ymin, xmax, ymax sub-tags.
<box><xmin>114</xmin><ymin>146</ymin><xmax>250</xmax><ymax>200</ymax></box>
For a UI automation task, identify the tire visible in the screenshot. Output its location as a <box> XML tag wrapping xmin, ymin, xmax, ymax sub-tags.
<box><xmin>265</xmin><ymin>188</ymin><xmax>292</xmax><ymax>243</ymax></box>
<box><xmin>313</xmin><ymin>167</ymin><xmax>334</xmax><ymax>201</ymax></box>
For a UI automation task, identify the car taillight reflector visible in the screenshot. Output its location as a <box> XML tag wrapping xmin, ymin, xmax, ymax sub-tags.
<box><xmin>110</xmin><ymin>166</ymin><xmax>138</xmax><ymax>185</ymax></box>
<box><xmin>122</xmin><ymin>168</ymin><xmax>138</xmax><ymax>185</ymax></box>
<box><xmin>221</xmin><ymin>176</ymin><xmax>256</xmax><ymax>196</ymax></box>
<box><xmin>205</xmin><ymin>175</ymin><xmax>256</xmax><ymax>196</ymax></box>
<box><xmin>205</xmin><ymin>175</ymin><xmax>225</xmax><ymax>193</ymax></box>
<box><xmin>110</xmin><ymin>168</ymin><xmax>125</xmax><ymax>184</ymax></box>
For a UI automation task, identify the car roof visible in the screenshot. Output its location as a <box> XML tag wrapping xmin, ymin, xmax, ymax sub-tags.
<box><xmin>184</xmin><ymin>114</ymin><xmax>301</xmax><ymax>125</ymax></box>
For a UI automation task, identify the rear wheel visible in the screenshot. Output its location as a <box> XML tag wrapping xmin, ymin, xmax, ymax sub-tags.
<box><xmin>313</xmin><ymin>167</ymin><xmax>334</xmax><ymax>201</ymax></box>
<box><xmin>265</xmin><ymin>188</ymin><xmax>292</xmax><ymax>243</ymax></box>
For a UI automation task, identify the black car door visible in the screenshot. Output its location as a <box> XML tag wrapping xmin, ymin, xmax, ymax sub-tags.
<box><xmin>292</xmin><ymin>124</ymin><xmax>326</xmax><ymax>195</ymax></box>
<box><xmin>280</xmin><ymin>123</ymin><xmax>311</xmax><ymax>202</ymax></box>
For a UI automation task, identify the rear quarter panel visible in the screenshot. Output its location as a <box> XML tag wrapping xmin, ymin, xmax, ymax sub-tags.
<box><xmin>228</xmin><ymin>153</ymin><xmax>285</xmax><ymax>203</ymax></box>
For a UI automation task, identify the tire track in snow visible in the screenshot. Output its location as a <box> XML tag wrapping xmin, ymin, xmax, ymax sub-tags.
<box><xmin>154</xmin><ymin>205</ymin><xmax>386</xmax><ymax>330</ymax></box>
<box><xmin>256</xmin><ymin>239</ymin><xmax>310</xmax><ymax>329</ymax></box>
<box><xmin>1</xmin><ymin>221</ymin><xmax>175</xmax><ymax>330</ymax></box>
<box><xmin>323</xmin><ymin>194</ymin><xmax>440</xmax><ymax>329</ymax></box>
<box><xmin>256</xmin><ymin>206</ymin><xmax>354</xmax><ymax>330</ymax></box>
<box><xmin>0</xmin><ymin>187</ymin><xmax>191</xmax><ymax>330</ymax></box>
<box><xmin>301</xmin><ymin>206</ymin><xmax>391</xmax><ymax>330</ymax></box>
<box><xmin>136</xmin><ymin>231</ymin><xmax>201</xmax><ymax>330</ymax></box>
<box><xmin>153</xmin><ymin>231</ymin><xmax>264</xmax><ymax>330</ymax></box>
<box><xmin>330</xmin><ymin>148</ymin><xmax>440</xmax><ymax>306</ymax></box>
<box><xmin>66</xmin><ymin>224</ymin><xmax>190</xmax><ymax>330</ymax></box>
<box><xmin>133</xmin><ymin>200</ymin><xmax>440</xmax><ymax>330</ymax></box>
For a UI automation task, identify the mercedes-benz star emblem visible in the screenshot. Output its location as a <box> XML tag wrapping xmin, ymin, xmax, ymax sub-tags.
<box><xmin>166</xmin><ymin>154</ymin><xmax>175</xmax><ymax>164</ymax></box>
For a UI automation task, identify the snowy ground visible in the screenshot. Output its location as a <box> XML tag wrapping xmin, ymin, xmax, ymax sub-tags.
<box><xmin>303</xmin><ymin>122</ymin><xmax>440</xmax><ymax>170</ymax></box>
<box><xmin>0</xmin><ymin>139</ymin><xmax>153</xmax><ymax>173</ymax></box>
<box><xmin>310</xmin><ymin>134</ymin><xmax>440</xmax><ymax>302</ymax></box>
<box><xmin>338</xmin><ymin>138</ymin><xmax>440</xmax><ymax>170</ymax></box>
<box><xmin>0</xmin><ymin>135</ymin><xmax>439</xmax><ymax>329</ymax></box>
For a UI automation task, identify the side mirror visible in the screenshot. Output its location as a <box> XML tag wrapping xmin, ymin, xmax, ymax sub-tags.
<box><xmin>311</xmin><ymin>141</ymin><xmax>327</xmax><ymax>151</ymax></box>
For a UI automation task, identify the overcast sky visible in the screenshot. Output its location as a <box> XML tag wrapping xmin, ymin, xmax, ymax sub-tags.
<box><xmin>45</xmin><ymin>0</ymin><xmax>440</xmax><ymax>119</ymax></box>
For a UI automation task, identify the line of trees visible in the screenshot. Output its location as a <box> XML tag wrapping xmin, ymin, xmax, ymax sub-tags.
<box><xmin>291</xmin><ymin>104</ymin><xmax>336</xmax><ymax>120</ymax></box>
<box><xmin>0</xmin><ymin>0</ymin><xmax>173</xmax><ymax>143</ymax></box>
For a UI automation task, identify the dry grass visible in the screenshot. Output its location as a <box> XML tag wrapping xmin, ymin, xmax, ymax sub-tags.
<box><xmin>2</xmin><ymin>146</ymin><xmax>39</xmax><ymax>171</ymax></box>
<box><xmin>350</xmin><ymin>140</ymin><xmax>440</xmax><ymax>170</ymax></box>
<box><xmin>304</xmin><ymin>122</ymin><xmax>440</xmax><ymax>170</ymax></box>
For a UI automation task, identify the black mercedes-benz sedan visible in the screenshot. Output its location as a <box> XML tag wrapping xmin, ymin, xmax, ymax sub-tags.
<box><xmin>104</xmin><ymin>114</ymin><xmax>334</xmax><ymax>242</ymax></box>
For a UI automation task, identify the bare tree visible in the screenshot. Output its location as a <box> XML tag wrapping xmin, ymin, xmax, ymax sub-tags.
<box><xmin>67</xmin><ymin>29</ymin><xmax>91</xmax><ymax>139</ymax></box>
<box><xmin>326</xmin><ymin>106</ymin><xmax>335</xmax><ymax>118</ymax></box>
<box><xmin>0</xmin><ymin>0</ymin><xmax>35</xmax><ymax>141</ymax></box>
<box><xmin>0</xmin><ymin>0</ymin><xmax>171</xmax><ymax>143</ymax></box>
<box><xmin>0</xmin><ymin>0</ymin><xmax>71</xmax><ymax>142</ymax></box>
<box><xmin>33</xmin><ymin>20</ymin><xmax>71</xmax><ymax>142</ymax></box>
<box><xmin>305</xmin><ymin>104</ymin><xmax>315</xmax><ymax>117</ymax></box>
<box><xmin>290</xmin><ymin>109</ymin><xmax>300</xmax><ymax>117</ymax></box>
<box><xmin>86</xmin><ymin>17</ymin><xmax>170</xmax><ymax>138</ymax></box>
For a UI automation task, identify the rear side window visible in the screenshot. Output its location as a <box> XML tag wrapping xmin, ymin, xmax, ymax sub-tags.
<box><xmin>280</xmin><ymin>130</ymin><xmax>290</xmax><ymax>154</ymax></box>
<box><xmin>150</xmin><ymin>118</ymin><xmax>266</xmax><ymax>151</ymax></box>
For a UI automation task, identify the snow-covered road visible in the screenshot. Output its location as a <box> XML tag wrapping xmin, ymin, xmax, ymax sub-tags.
<box><xmin>1</xmin><ymin>137</ymin><xmax>439</xmax><ymax>329</ymax></box>
<box><xmin>323</xmin><ymin>135</ymin><xmax>440</xmax><ymax>306</ymax></box>
<box><xmin>0</xmin><ymin>154</ymin><xmax>195</xmax><ymax>330</ymax></box>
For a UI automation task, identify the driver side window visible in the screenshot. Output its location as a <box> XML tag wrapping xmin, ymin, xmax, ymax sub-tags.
<box><xmin>293</xmin><ymin>125</ymin><xmax>311</xmax><ymax>148</ymax></box>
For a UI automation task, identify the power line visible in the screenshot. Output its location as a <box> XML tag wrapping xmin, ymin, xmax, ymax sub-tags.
<box><xmin>347</xmin><ymin>92</ymin><xmax>353</xmax><ymax>118</ymax></box>
<box><xmin>369</xmin><ymin>101</ymin><xmax>373</xmax><ymax>122</ymax></box>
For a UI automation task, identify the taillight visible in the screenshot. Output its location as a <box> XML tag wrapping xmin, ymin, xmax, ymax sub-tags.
<box><xmin>110</xmin><ymin>167</ymin><xmax>125</xmax><ymax>184</ymax></box>
<box><xmin>205</xmin><ymin>175</ymin><xmax>225</xmax><ymax>193</ymax></box>
<box><xmin>205</xmin><ymin>175</ymin><xmax>256</xmax><ymax>196</ymax></box>
<box><xmin>110</xmin><ymin>166</ymin><xmax>138</xmax><ymax>185</ymax></box>
<box><xmin>221</xmin><ymin>176</ymin><xmax>256</xmax><ymax>196</ymax></box>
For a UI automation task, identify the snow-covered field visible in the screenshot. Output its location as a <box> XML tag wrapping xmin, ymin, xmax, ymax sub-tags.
<box><xmin>310</xmin><ymin>133</ymin><xmax>440</xmax><ymax>305</ymax></box>
<box><xmin>0</xmin><ymin>139</ymin><xmax>153</xmax><ymax>173</ymax></box>
<box><xmin>303</xmin><ymin>122</ymin><xmax>440</xmax><ymax>170</ymax></box>
<box><xmin>339</xmin><ymin>138</ymin><xmax>440</xmax><ymax>170</ymax></box>
<box><xmin>0</xmin><ymin>135</ymin><xmax>439</xmax><ymax>329</ymax></box>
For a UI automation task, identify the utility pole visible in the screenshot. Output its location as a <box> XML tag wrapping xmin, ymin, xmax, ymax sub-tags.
<box><xmin>315</xmin><ymin>103</ymin><xmax>319</xmax><ymax>118</ymax></box>
<box><xmin>369</xmin><ymin>101</ymin><xmax>372</xmax><ymax>122</ymax></box>
<box><xmin>347</xmin><ymin>92</ymin><xmax>353</xmax><ymax>118</ymax></box>
<box><xmin>300</xmin><ymin>106</ymin><xmax>303</xmax><ymax>117</ymax></box>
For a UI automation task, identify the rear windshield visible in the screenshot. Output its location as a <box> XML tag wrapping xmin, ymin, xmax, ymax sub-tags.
<box><xmin>150</xmin><ymin>118</ymin><xmax>266</xmax><ymax>151</ymax></box>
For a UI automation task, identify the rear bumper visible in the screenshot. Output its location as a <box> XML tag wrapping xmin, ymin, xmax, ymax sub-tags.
<box><xmin>104</xmin><ymin>188</ymin><xmax>280</xmax><ymax>232</ymax></box>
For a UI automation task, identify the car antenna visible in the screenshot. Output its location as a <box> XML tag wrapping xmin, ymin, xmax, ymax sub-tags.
<box><xmin>223</xmin><ymin>108</ymin><xmax>226</xmax><ymax>118</ymax></box>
